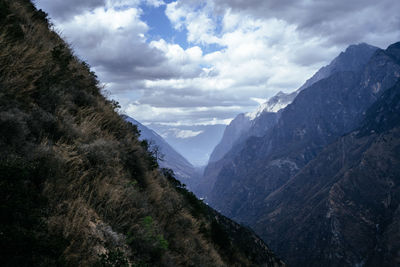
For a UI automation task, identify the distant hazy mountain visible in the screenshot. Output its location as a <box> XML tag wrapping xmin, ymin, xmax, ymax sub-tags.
<box><xmin>208</xmin><ymin>114</ymin><xmax>253</xmax><ymax>164</ymax></box>
<box><xmin>147</xmin><ymin>123</ymin><xmax>226</xmax><ymax>166</ymax></box>
<box><xmin>203</xmin><ymin>41</ymin><xmax>400</xmax><ymax>266</ymax></box>
<box><xmin>123</xmin><ymin>115</ymin><xmax>195</xmax><ymax>182</ymax></box>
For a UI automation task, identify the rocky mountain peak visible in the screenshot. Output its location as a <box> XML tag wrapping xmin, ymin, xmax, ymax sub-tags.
<box><xmin>386</xmin><ymin>41</ymin><xmax>400</xmax><ymax>63</ymax></box>
<box><xmin>206</xmin><ymin>42</ymin><xmax>379</xmax><ymax>166</ymax></box>
<box><xmin>199</xmin><ymin>40</ymin><xmax>400</xmax><ymax>267</ymax></box>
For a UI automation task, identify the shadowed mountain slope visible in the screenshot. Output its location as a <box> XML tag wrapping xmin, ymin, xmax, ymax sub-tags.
<box><xmin>199</xmin><ymin>43</ymin><xmax>379</xmax><ymax>200</ymax></box>
<box><xmin>208</xmin><ymin>42</ymin><xmax>400</xmax><ymax>222</ymax></box>
<box><xmin>207</xmin><ymin>43</ymin><xmax>378</xmax><ymax>166</ymax></box>
<box><xmin>256</xmin><ymin>79</ymin><xmax>400</xmax><ymax>266</ymax></box>
<box><xmin>202</xmin><ymin>41</ymin><xmax>400</xmax><ymax>266</ymax></box>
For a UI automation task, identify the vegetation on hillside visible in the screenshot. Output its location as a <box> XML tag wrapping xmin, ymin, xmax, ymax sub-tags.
<box><xmin>0</xmin><ymin>1</ymin><xmax>283</xmax><ymax>266</ymax></box>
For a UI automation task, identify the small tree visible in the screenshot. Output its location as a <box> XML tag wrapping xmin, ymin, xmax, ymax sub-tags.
<box><xmin>147</xmin><ymin>140</ymin><xmax>164</xmax><ymax>162</ymax></box>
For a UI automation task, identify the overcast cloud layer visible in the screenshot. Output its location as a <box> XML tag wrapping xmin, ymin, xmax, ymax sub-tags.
<box><xmin>35</xmin><ymin>0</ymin><xmax>400</xmax><ymax>126</ymax></box>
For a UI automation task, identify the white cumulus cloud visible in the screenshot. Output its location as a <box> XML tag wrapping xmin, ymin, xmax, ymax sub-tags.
<box><xmin>35</xmin><ymin>0</ymin><xmax>400</xmax><ymax>127</ymax></box>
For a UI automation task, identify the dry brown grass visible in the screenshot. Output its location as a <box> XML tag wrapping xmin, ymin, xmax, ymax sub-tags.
<box><xmin>0</xmin><ymin>1</ymin><xmax>283</xmax><ymax>266</ymax></box>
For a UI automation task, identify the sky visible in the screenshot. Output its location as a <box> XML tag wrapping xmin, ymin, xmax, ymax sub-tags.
<box><xmin>34</xmin><ymin>0</ymin><xmax>400</xmax><ymax>129</ymax></box>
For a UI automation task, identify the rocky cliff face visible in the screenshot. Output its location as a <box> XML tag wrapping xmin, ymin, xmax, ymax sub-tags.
<box><xmin>201</xmin><ymin>43</ymin><xmax>379</xmax><ymax>199</ymax></box>
<box><xmin>256</xmin><ymin>79</ymin><xmax>400</xmax><ymax>266</ymax></box>
<box><xmin>196</xmin><ymin>111</ymin><xmax>279</xmax><ymax>198</ymax></box>
<box><xmin>202</xmin><ymin>41</ymin><xmax>400</xmax><ymax>265</ymax></box>
<box><xmin>209</xmin><ymin>113</ymin><xmax>253</xmax><ymax>164</ymax></box>
<box><xmin>298</xmin><ymin>43</ymin><xmax>379</xmax><ymax>91</ymax></box>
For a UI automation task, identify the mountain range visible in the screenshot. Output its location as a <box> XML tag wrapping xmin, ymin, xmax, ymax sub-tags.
<box><xmin>196</xmin><ymin>41</ymin><xmax>400</xmax><ymax>266</ymax></box>
<box><xmin>196</xmin><ymin>43</ymin><xmax>378</xmax><ymax>198</ymax></box>
<box><xmin>208</xmin><ymin>43</ymin><xmax>379</xmax><ymax>165</ymax></box>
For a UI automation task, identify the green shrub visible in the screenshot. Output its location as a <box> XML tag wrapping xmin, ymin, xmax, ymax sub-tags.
<box><xmin>126</xmin><ymin>216</ymin><xmax>169</xmax><ymax>264</ymax></box>
<box><xmin>143</xmin><ymin>216</ymin><xmax>168</xmax><ymax>250</ymax></box>
<box><xmin>156</xmin><ymin>235</ymin><xmax>169</xmax><ymax>251</ymax></box>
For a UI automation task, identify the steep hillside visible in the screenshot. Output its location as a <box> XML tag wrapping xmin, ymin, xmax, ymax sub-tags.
<box><xmin>123</xmin><ymin>115</ymin><xmax>195</xmax><ymax>183</ymax></box>
<box><xmin>256</xmin><ymin>79</ymin><xmax>400</xmax><ymax>266</ymax></box>
<box><xmin>0</xmin><ymin>1</ymin><xmax>284</xmax><ymax>266</ymax></box>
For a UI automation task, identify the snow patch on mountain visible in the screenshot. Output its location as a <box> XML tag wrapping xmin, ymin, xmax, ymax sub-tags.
<box><xmin>246</xmin><ymin>91</ymin><xmax>296</xmax><ymax>120</ymax></box>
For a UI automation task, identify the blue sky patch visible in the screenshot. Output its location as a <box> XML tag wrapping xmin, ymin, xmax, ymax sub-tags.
<box><xmin>140</xmin><ymin>1</ymin><xmax>188</xmax><ymax>49</ymax></box>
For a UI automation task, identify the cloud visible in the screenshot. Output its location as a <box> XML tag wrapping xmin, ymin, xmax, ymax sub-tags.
<box><xmin>34</xmin><ymin>0</ymin><xmax>106</xmax><ymax>20</ymax></box>
<box><xmin>154</xmin><ymin>118</ymin><xmax>233</xmax><ymax>127</ymax></box>
<box><xmin>42</xmin><ymin>1</ymin><xmax>207</xmax><ymax>99</ymax></box>
<box><xmin>35</xmin><ymin>0</ymin><xmax>143</xmax><ymax>20</ymax></box>
<box><xmin>111</xmin><ymin>7</ymin><xmax>323</xmax><ymax>120</ymax></box>
<box><xmin>145</xmin><ymin>0</ymin><xmax>164</xmax><ymax>8</ymax></box>
<box><xmin>125</xmin><ymin>102</ymin><xmax>243</xmax><ymax>125</ymax></box>
<box><xmin>172</xmin><ymin>129</ymin><xmax>204</xmax><ymax>139</ymax></box>
<box><xmin>54</xmin><ymin>5</ymin><xmax>171</xmax><ymax>82</ymax></box>
<box><xmin>211</xmin><ymin>0</ymin><xmax>400</xmax><ymax>47</ymax></box>
<box><xmin>35</xmin><ymin>0</ymin><xmax>400</xmax><ymax>128</ymax></box>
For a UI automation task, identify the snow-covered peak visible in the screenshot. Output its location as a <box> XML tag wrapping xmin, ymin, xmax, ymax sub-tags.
<box><xmin>245</xmin><ymin>102</ymin><xmax>268</xmax><ymax>120</ymax></box>
<box><xmin>246</xmin><ymin>91</ymin><xmax>297</xmax><ymax>120</ymax></box>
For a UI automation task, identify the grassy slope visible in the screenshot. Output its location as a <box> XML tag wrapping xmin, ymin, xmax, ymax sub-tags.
<box><xmin>0</xmin><ymin>1</ymin><xmax>283</xmax><ymax>266</ymax></box>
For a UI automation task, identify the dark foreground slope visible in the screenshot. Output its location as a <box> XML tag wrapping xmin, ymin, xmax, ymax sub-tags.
<box><xmin>257</xmin><ymin>79</ymin><xmax>400</xmax><ymax>267</ymax></box>
<box><xmin>0</xmin><ymin>1</ymin><xmax>283</xmax><ymax>266</ymax></box>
